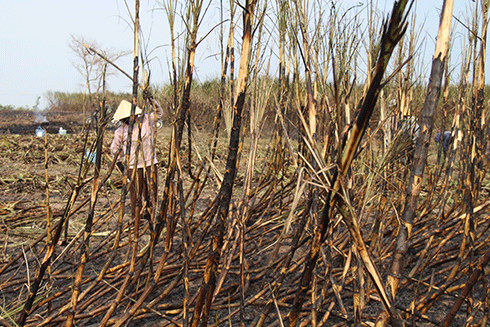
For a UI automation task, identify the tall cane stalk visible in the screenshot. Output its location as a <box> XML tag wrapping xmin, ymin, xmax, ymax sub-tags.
<box><xmin>384</xmin><ymin>0</ymin><xmax>454</xmax><ymax>324</ymax></box>
<box><xmin>190</xmin><ymin>2</ymin><xmax>258</xmax><ymax>326</ymax></box>
<box><xmin>287</xmin><ymin>1</ymin><xmax>412</xmax><ymax>327</ymax></box>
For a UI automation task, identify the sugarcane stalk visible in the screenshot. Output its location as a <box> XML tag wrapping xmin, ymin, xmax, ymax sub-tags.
<box><xmin>155</xmin><ymin>0</ymin><xmax>203</xmax><ymax>248</ymax></box>
<box><xmin>253</xmin><ymin>190</ymin><xmax>312</xmax><ymax>327</ymax></box>
<box><xmin>288</xmin><ymin>1</ymin><xmax>411</xmax><ymax>326</ymax></box>
<box><xmin>65</xmin><ymin>64</ymin><xmax>108</xmax><ymax>327</ymax></box>
<box><xmin>209</xmin><ymin>3</ymin><xmax>234</xmax><ymax>160</ymax></box>
<box><xmin>99</xmin><ymin>1</ymin><xmax>140</xmax><ymax>324</ymax></box>
<box><xmin>441</xmin><ymin>249</ymin><xmax>490</xmax><ymax>326</ymax></box>
<box><xmin>386</xmin><ymin>0</ymin><xmax>453</xmax><ymax>306</ymax></box>
<box><xmin>190</xmin><ymin>2</ymin><xmax>257</xmax><ymax>326</ymax></box>
<box><xmin>16</xmin><ymin>127</ymin><xmax>105</xmax><ymax>326</ymax></box>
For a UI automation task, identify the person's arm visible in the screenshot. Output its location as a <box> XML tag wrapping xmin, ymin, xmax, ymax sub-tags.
<box><xmin>110</xmin><ymin>128</ymin><xmax>123</xmax><ymax>160</ymax></box>
<box><xmin>151</xmin><ymin>98</ymin><xmax>164</xmax><ymax>120</ymax></box>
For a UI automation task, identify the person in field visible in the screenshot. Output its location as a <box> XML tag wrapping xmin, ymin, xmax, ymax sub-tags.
<box><xmin>434</xmin><ymin>131</ymin><xmax>452</xmax><ymax>153</ymax></box>
<box><xmin>110</xmin><ymin>96</ymin><xmax>163</xmax><ymax>220</ymax></box>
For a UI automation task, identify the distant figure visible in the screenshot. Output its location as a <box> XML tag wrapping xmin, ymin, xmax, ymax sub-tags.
<box><xmin>434</xmin><ymin>131</ymin><xmax>452</xmax><ymax>153</ymax></box>
<box><xmin>110</xmin><ymin>98</ymin><xmax>163</xmax><ymax>220</ymax></box>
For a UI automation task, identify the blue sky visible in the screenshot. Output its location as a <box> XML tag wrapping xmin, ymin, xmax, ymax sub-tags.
<box><xmin>1</xmin><ymin>0</ymin><xmax>178</xmax><ymax>108</ymax></box>
<box><xmin>0</xmin><ymin>0</ymin><xmax>481</xmax><ymax>109</ymax></box>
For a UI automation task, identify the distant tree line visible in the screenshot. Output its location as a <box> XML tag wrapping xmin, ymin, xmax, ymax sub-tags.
<box><xmin>2</xmin><ymin>81</ymin><xmax>489</xmax><ymax>136</ymax></box>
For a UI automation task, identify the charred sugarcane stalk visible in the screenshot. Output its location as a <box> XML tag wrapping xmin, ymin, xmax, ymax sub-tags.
<box><xmin>288</xmin><ymin>1</ymin><xmax>411</xmax><ymax>326</ymax></box>
<box><xmin>190</xmin><ymin>2</ymin><xmax>257</xmax><ymax>326</ymax></box>
<box><xmin>386</xmin><ymin>0</ymin><xmax>453</xmax><ymax>310</ymax></box>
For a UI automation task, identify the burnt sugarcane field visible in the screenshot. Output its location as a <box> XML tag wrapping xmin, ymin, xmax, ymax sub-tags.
<box><xmin>1</xmin><ymin>0</ymin><xmax>490</xmax><ymax>326</ymax></box>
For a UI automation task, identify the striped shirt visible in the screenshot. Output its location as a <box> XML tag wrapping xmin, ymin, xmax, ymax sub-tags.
<box><xmin>110</xmin><ymin>101</ymin><xmax>163</xmax><ymax>169</ymax></box>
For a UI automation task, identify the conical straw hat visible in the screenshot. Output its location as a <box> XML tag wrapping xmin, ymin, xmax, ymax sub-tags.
<box><xmin>113</xmin><ymin>100</ymin><xmax>142</xmax><ymax>121</ymax></box>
